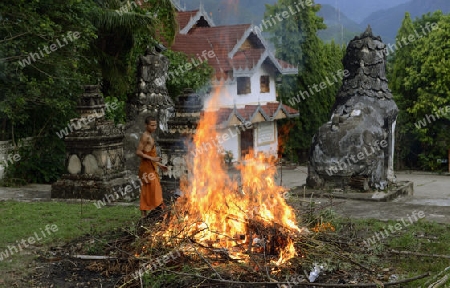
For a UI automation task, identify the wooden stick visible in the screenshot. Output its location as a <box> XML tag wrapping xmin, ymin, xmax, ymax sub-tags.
<box><xmin>424</xmin><ymin>266</ymin><xmax>450</xmax><ymax>287</ymax></box>
<box><xmin>72</xmin><ymin>255</ymin><xmax>118</xmax><ymax>260</ymax></box>
<box><xmin>390</xmin><ymin>249</ymin><xmax>450</xmax><ymax>259</ymax></box>
<box><xmin>192</xmin><ymin>245</ymin><xmax>224</xmax><ymax>280</ymax></box>
<box><xmin>428</xmin><ymin>275</ymin><xmax>449</xmax><ymax>288</ymax></box>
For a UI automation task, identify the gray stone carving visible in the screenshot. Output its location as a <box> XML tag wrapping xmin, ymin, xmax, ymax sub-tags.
<box><xmin>51</xmin><ymin>85</ymin><xmax>132</xmax><ymax>199</ymax></box>
<box><xmin>124</xmin><ymin>44</ymin><xmax>174</xmax><ymax>175</ymax></box>
<box><xmin>158</xmin><ymin>88</ymin><xmax>203</xmax><ymax>194</ymax></box>
<box><xmin>127</xmin><ymin>45</ymin><xmax>174</xmax><ymax>123</ymax></box>
<box><xmin>307</xmin><ymin>26</ymin><xmax>398</xmax><ymax>190</ymax></box>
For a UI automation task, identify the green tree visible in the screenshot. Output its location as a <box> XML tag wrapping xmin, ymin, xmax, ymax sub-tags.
<box><xmin>0</xmin><ymin>0</ymin><xmax>97</xmax><ymax>141</ymax></box>
<box><xmin>264</xmin><ymin>0</ymin><xmax>344</xmax><ymax>162</ymax></box>
<box><xmin>86</xmin><ymin>0</ymin><xmax>177</xmax><ymax>101</ymax></box>
<box><xmin>163</xmin><ymin>50</ymin><xmax>214</xmax><ymax>99</ymax></box>
<box><xmin>404</xmin><ymin>14</ymin><xmax>450</xmax><ymax>170</ymax></box>
<box><xmin>0</xmin><ymin>0</ymin><xmax>98</xmax><ymax>183</ymax></box>
<box><xmin>389</xmin><ymin>11</ymin><xmax>448</xmax><ymax>170</ymax></box>
<box><xmin>0</xmin><ymin>0</ymin><xmax>177</xmax><ymax>183</ymax></box>
<box><xmin>388</xmin><ymin>12</ymin><xmax>420</xmax><ymax>169</ymax></box>
<box><xmin>76</xmin><ymin>0</ymin><xmax>176</xmax><ymax>125</ymax></box>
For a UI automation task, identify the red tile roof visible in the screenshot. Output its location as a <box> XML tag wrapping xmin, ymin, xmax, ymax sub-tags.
<box><xmin>260</xmin><ymin>102</ymin><xmax>281</xmax><ymax>117</ymax></box>
<box><xmin>237</xmin><ymin>105</ymin><xmax>258</xmax><ymax>120</ymax></box>
<box><xmin>277</xmin><ymin>58</ymin><xmax>297</xmax><ymax>70</ymax></box>
<box><xmin>170</xmin><ymin>32</ymin><xmax>232</xmax><ymax>80</ymax></box>
<box><xmin>170</xmin><ymin>7</ymin><xmax>299</xmax><ymax>84</ymax></box>
<box><xmin>230</xmin><ymin>49</ymin><xmax>265</xmax><ymax>71</ymax></box>
<box><xmin>282</xmin><ymin>104</ymin><xmax>299</xmax><ymax>114</ymax></box>
<box><xmin>201</xmin><ymin>103</ymin><xmax>298</xmax><ymax>127</ymax></box>
<box><xmin>200</xmin><ymin>108</ymin><xmax>236</xmax><ymax>126</ymax></box>
<box><xmin>215</xmin><ymin>107</ymin><xmax>235</xmax><ymax>124</ymax></box>
<box><xmin>239</xmin><ymin>103</ymin><xmax>298</xmax><ymax>124</ymax></box>
<box><xmin>176</xmin><ymin>10</ymin><xmax>200</xmax><ymax>31</ymax></box>
<box><xmin>170</xmin><ymin>11</ymin><xmax>299</xmax><ymax>80</ymax></box>
<box><xmin>171</xmin><ymin>24</ymin><xmax>257</xmax><ymax>80</ymax></box>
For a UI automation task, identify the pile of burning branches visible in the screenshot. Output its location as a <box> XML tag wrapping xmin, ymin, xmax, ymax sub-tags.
<box><xmin>112</xmin><ymin>97</ymin><xmax>429</xmax><ymax>287</ymax></box>
<box><xmin>107</xmin><ymin>201</ymin><xmax>428</xmax><ymax>288</ymax></box>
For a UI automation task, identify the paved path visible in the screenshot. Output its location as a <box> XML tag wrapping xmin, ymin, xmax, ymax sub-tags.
<box><xmin>1</xmin><ymin>167</ymin><xmax>449</xmax><ymax>223</ymax></box>
<box><xmin>0</xmin><ymin>184</ymin><xmax>52</xmax><ymax>201</ymax></box>
<box><xmin>280</xmin><ymin>166</ymin><xmax>450</xmax><ymax>224</ymax></box>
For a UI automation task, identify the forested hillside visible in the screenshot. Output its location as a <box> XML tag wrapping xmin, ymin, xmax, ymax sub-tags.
<box><xmin>361</xmin><ymin>0</ymin><xmax>450</xmax><ymax>43</ymax></box>
<box><xmin>180</xmin><ymin>0</ymin><xmax>450</xmax><ymax>44</ymax></box>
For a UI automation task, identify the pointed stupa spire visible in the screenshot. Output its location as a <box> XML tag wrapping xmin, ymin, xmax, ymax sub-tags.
<box><xmin>360</xmin><ymin>25</ymin><xmax>373</xmax><ymax>38</ymax></box>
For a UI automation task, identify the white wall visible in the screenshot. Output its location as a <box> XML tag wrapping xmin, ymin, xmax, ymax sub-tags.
<box><xmin>254</xmin><ymin>122</ymin><xmax>278</xmax><ymax>156</ymax></box>
<box><xmin>215</xmin><ymin>127</ymin><xmax>241</xmax><ymax>162</ymax></box>
<box><xmin>200</xmin><ymin>63</ymin><xmax>280</xmax><ymax>162</ymax></box>
<box><xmin>205</xmin><ymin>64</ymin><xmax>278</xmax><ymax>110</ymax></box>
<box><xmin>214</xmin><ymin>122</ymin><xmax>279</xmax><ymax>162</ymax></box>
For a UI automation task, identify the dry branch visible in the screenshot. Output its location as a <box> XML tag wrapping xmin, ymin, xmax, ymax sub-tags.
<box><xmin>72</xmin><ymin>255</ymin><xmax>118</xmax><ymax>260</ymax></box>
<box><xmin>390</xmin><ymin>249</ymin><xmax>450</xmax><ymax>259</ymax></box>
<box><xmin>424</xmin><ymin>266</ymin><xmax>450</xmax><ymax>288</ymax></box>
<box><xmin>428</xmin><ymin>275</ymin><xmax>449</xmax><ymax>288</ymax></box>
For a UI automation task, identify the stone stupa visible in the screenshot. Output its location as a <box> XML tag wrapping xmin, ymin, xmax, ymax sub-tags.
<box><xmin>307</xmin><ymin>26</ymin><xmax>398</xmax><ymax>190</ymax></box>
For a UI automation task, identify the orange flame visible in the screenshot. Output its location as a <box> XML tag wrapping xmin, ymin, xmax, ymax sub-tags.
<box><xmin>277</xmin><ymin>122</ymin><xmax>295</xmax><ymax>158</ymax></box>
<box><xmin>161</xmin><ymin>85</ymin><xmax>304</xmax><ymax>264</ymax></box>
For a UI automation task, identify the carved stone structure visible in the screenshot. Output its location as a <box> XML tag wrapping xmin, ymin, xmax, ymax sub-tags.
<box><xmin>307</xmin><ymin>26</ymin><xmax>398</xmax><ymax>190</ymax></box>
<box><xmin>124</xmin><ymin>45</ymin><xmax>175</xmax><ymax>181</ymax></box>
<box><xmin>51</xmin><ymin>85</ymin><xmax>132</xmax><ymax>199</ymax></box>
<box><xmin>127</xmin><ymin>45</ymin><xmax>174</xmax><ymax>123</ymax></box>
<box><xmin>158</xmin><ymin>88</ymin><xmax>203</xmax><ymax>194</ymax></box>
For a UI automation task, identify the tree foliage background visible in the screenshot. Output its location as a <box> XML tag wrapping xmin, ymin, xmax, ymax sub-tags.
<box><xmin>0</xmin><ymin>0</ymin><xmax>212</xmax><ymax>183</ymax></box>
<box><xmin>264</xmin><ymin>0</ymin><xmax>345</xmax><ymax>163</ymax></box>
<box><xmin>389</xmin><ymin>11</ymin><xmax>450</xmax><ymax>170</ymax></box>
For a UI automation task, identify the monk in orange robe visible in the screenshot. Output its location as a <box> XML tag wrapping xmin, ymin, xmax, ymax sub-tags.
<box><xmin>136</xmin><ymin>116</ymin><xmax>167</xmax><ymax>218</ymax></box>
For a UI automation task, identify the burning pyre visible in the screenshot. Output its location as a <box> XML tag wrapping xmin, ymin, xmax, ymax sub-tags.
<box><xmin>154</xmin><ymin>88</ymin><xmax>308</xmax><ymax>265</ymax></box>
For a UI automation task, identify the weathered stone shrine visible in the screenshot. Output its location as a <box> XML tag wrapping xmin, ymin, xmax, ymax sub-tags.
<box><xmin>307</xmin><ymin>26</ymin><xmax>398</xmax><ymax>190</ymax></box>
<box><xmin>51</xmin><ymin>85</ymin><xmax>131</xmax><ymax>199</ymax></box>
<box><xmin>123</xmin><ymin>45</ymin><xmax>175</xmax><ymax>177</ymax></box>
<box><xmin>126</xmin><ymin>45</ymin><xmax>174</xmax><ymax>122</ymax></box>
<box><xmin>158</xmin><ymin>88</ymin><xmax>203</xmax><ymax>194</ymax></box>
<box><xmin>122</xmin><ymin>44</ymin><xmax>198</xmax><ymax>201</ymax></box>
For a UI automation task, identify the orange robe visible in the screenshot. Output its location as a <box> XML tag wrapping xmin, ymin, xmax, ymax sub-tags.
<box><xmin>138</xmin><ymin>147</ymin><xmax>163</xmax><ymax>211</ymax></box>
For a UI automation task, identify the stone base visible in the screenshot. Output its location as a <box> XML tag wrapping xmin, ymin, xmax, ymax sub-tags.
<box><xmin>51</xmin><ymin>171</ymin><xmax>137</xmax><ymax>200</ymax></box>
<box><xmin>291</xmin><ymin>181</ymin><xmax>413</xmax><ymax>202</ymax></box>
<box><xmin>307</xmin><ymin>169</ymin><xmax>390</xmax><ymax>191</ymax></box>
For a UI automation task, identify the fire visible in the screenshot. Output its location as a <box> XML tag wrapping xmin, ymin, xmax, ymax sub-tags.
<box><xmin>160</xmin><ymin>86</ymin><xmax>305</xmax><ymax>264</ymax></box>
<box><xmin>277</xmin><ymin>121</ymin><xmax>295</xmax><ymax>159</ymax></box>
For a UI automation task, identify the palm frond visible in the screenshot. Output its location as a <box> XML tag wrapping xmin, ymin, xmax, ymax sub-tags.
<box><xmin>90</xmin><ymin>9</ymin><xmax>156</xmax><ymax>35</ymax></box>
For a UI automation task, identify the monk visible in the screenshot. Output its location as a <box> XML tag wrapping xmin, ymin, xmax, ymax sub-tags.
<box><xmin>136</xmin><ymin>116</ymin><xmax>168</xmax><ymax>218</ymax></box>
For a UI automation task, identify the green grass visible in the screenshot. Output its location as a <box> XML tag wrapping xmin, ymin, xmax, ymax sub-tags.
<box><xmin>0</xmin><ymin>200</ymin><xmax>139</xmax><ymax>282</ymax></box>
<box><xmin>331</xmin><ymin>217</ymin><xmax>450</xmax><ymax>287</ymax></box>
<box><xmin>2</xmin><ymin>199</ymin><xmax>450</xmax><ymax>287</ymax></box>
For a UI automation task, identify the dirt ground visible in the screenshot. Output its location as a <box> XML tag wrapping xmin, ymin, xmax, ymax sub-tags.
<box><xmin>1</xmin><ymin>167</ymin><xmax>449</xmax><ymax>287</ymax></box>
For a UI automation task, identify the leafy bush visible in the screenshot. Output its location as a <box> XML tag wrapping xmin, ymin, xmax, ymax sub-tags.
<box><xmin>418</xmin><ymin>152</ymin><xmax>447</xmax><ymax>172</ymax></box>
<box><xmin>104</xmin><ymin>96</ymin><xmax>126</xmax><ymax>124</ymax></box>
<box><xmin>4</xmin><ymin>136</ymin><xmax>65</xmax><ymax>184</ymax></box>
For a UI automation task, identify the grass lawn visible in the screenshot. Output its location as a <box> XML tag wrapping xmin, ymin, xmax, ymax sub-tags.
<box><xmin>0</xmin><ymin>200</ymin><xmax>139</xmax><ymax>285</ymax></box>
<box><xmin>325</xmin><ymin>213</ymin><xmax>450</xmax><ymax>287</ymax></box>
<box><xmin>132</xmin><ymin>206</ymin><xmax>450</xmax><ymax>287</ymax></box>
<box><xmin>1</xmin><ymin>199</ymin><xmax>450</xmax><ymax>287</ymax></box>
